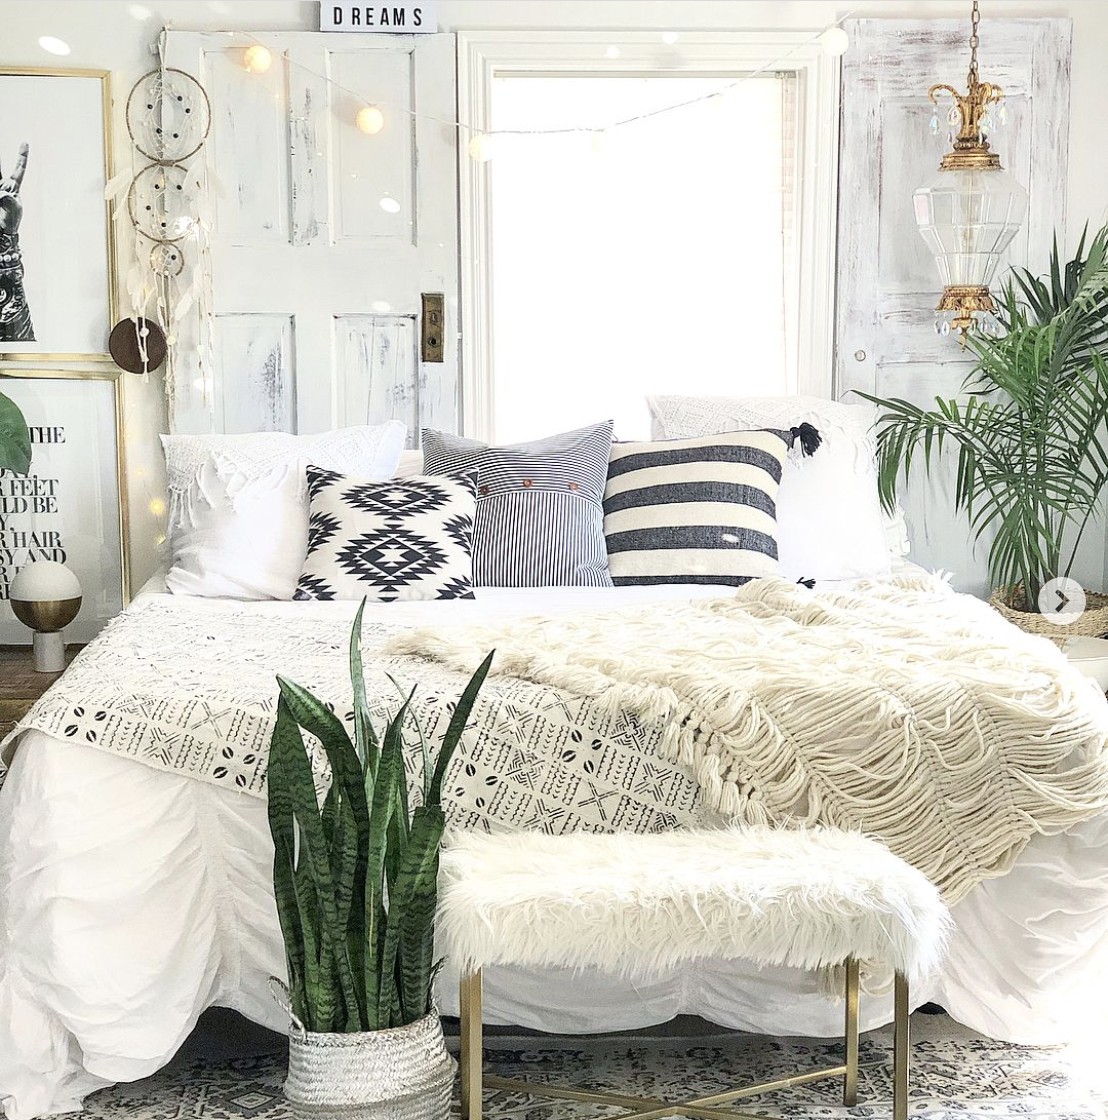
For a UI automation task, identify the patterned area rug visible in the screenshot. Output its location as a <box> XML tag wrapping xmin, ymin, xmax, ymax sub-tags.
<box><xmin>81</xmin><ymin>1019</ymin><xmax>1106</xmax><ymax>1120</ymax></box>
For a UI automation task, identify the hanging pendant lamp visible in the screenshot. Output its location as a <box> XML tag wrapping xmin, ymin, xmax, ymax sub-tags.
<box><xmin>913</xmin><ymin>0</ymin><xmax>1027</xmax><ymax>342</ymax></box>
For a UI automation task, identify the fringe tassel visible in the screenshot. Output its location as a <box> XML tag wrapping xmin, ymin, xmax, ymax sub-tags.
<box><xmin>789</xmin><ymin>422</ymin><xmax>822</xmax><ymax>456</ymax></box>
<box><xmin>385</xmin><ymin>573</ymin><xmax>1108</xmax><ymax>905</ymax></box>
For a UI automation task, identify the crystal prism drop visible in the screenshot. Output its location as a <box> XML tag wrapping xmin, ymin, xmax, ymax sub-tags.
<box><xmin>947</xmin><ymin>105</ymin><xmax>961</xmax><ymax>127</ymax></box>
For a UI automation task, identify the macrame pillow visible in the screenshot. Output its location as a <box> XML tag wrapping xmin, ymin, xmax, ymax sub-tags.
<box><xmin>294</xmin><ymin>467</ymin><xmax>477</xmax><ymax>602</ymax></box>
<box><xmin>422</xmin><ymin>421</ymin><xmax>614</xmax><ymax>588</ymax></box>
<box><xmin>604</xmin><ymin>427</ymin><xmax>818</xmax><ymax>587</ymax></box>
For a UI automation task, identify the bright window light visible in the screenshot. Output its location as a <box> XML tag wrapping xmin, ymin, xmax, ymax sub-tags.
<box><xmin>489</xmin><ymin>74</ymin><xmax>797</xmax><ymax>442</ymax></box>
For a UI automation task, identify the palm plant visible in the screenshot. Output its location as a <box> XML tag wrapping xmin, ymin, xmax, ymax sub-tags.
<box><xmin>858</xmin><ymin>223</ymin><xmax>1108</xmax><ymax>610</ymax></box>
<box><xmin>0</xmin><ymin>390</ymin><xmax>30</xmax><ymax>475</ymax></box>
<box><xmin>267</xmin><ymin>600</ymin><xmax>493</xmax><ymax>1033</ymax></box>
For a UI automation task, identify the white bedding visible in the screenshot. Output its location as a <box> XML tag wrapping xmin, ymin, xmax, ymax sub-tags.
<box><xmin>3</xmin><ymin>579</ymin><xmax>1108</xmax><ymax>1119</ymax></box>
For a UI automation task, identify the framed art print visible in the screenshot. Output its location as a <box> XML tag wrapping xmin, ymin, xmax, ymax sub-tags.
<box><xmin>0</xmin><ymin>370</ymin><xmax>126</xmax><ymax>644</ymax></box>
<box><xmin>0</xmin><ymin>68</ymin><xmax>116</xmax><ymax>362</ymax></box>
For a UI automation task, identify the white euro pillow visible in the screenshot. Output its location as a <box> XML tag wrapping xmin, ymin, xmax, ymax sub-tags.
<box><xmin>161</xmin><ymin>422</ymin><xmax>407</xmax><ymax>599</ymax></box>
<box><xmin>646</xmin><ymin>396</ymin><xmax>898</xmax><ymax>582</ymax></box>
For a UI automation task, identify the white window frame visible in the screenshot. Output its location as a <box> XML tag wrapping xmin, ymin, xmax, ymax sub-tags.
<box><xmin>456</xmin><ymin>30</ymin><xmax>842</xmax><ymax>440</ymax></box>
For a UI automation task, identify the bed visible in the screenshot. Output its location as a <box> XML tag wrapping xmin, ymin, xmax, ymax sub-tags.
<box><xmin>2</xmin><ymin>574</ymin><xmax>1108</xmax><ymax>1120</ymax></box>
<box><xmin>3</xmin><ymin>405</ymin><xmax>1108</xmax><ymax>1120</ymax></box>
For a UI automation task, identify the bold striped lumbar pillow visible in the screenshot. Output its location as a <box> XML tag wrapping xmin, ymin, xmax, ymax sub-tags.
<box><xmin>604</xmin><ymin>428</ymin><xmax>814</xmax><ymax>586</ymax></box>
<box><xmin>422</xmin><ymin>421</ymin><xmax>614</xmax><ymax>587</ymax></box>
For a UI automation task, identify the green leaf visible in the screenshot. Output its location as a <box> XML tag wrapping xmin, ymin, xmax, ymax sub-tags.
<box><xmin>0</xmin><ymin>391</ymin><xmax>31</xmax><ymax>476</ymax></box>
<box><xmin>378</xmin><ymin>804</ymin><xmax>446</xmax><ymax>1028</ymax></box>
<box><xmin>270</xmin><ymin>692</ymin><xmax>361</xmax><ymax>1032</ymax></box>
<box><xmin>428</xmin><ymin>652</ymin><xmax>495</xmax><ymax>809</ymax></box>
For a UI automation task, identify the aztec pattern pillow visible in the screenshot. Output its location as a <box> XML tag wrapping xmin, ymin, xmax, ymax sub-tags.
<box><xmin>294</xmin><ymin>467</ymin><xmax>477</xmax><ymax>602</ymax></box>
<box><xmin>422</xmin><ymin>421</ymin><xmax>614</xmax><ymax>587</ymax></box>
<box><xmin>604</xmin><ymin>429</ymin><xmax>806</xmax><ymax>586</ymax></box>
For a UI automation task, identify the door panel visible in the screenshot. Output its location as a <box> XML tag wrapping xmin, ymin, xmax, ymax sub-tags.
<box><xmin>836</xmin><ymin>18</ymin><xmax>1071</xmax><ymax>595</ymax></box>
<box><xmin>164</xmin><ymin>31</ymin><xmax>458</xmax><ymax>446</ymax></box>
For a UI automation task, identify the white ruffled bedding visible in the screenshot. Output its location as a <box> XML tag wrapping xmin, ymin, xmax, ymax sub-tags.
<box><xmin>2</xmin><ymin>580</ymin><xmax>1108</xmax><ymax>1119</ymax></box>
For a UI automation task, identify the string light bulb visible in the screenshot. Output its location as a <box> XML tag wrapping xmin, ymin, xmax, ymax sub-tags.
<box><xmin>355</xmin><ymin>105</ymin><xmax>386</xmax><ymax>134</ymax></box>
<box><xmin>467</xmin><ymin>133</ymin><xmax>495</xmax><ymax>162</ymax></box>
<box><xmin>243</xmin><ymin>44</ymin><xmax>273</xmax><ymax>74</ymax></box>
<box><xmin>819</xmin><ymin>27</ymin><xmax>850</xmax><ymax>56</ymax></box>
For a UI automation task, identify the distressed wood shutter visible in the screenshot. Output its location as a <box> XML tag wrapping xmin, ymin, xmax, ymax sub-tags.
<box><xmin>835</xmin><ymin>18</ymin><xmax>1071</xmax><ymax>594</ymax></box>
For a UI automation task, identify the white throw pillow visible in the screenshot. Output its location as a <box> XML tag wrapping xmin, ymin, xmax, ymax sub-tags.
<box><xmin>395</xmin><ymin>449</ymin><xmax>425</xmax><ymax>477</ymax></box>
<box><xmin>161</xmin><ymin>422</ymin><xmax>406</xmax><ymax>599</ymax></box>
<box><xmin>646</xmin><ymin>396</ymin><xmax>896</xmax><ymax>582</ymax></box>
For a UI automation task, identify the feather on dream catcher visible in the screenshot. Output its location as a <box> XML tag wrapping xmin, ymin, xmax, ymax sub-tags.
<box><xmin>107</xmin><ymin>47</ymin><xmax>214</xmax><ymax>418</ymax></box>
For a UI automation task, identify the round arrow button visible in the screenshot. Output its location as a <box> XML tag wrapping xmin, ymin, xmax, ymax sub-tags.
<box><xmin>1037</xmin><ymin>577</ymin><xmax>1086</xmax><ymax>625</ymax></box>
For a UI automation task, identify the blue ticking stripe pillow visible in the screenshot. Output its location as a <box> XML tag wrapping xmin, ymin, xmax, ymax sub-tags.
<box><xmin>421</xmin><ymin>421</ymin><xmax>615</xmax><ymax>587</ymax></box>
<box><xmin>603</xmin><ymin>427</ymin><xmax>817</xmax><ymax>587</ymax></box>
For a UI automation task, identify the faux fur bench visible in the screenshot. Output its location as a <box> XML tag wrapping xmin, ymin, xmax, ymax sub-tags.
<box><xmin>439</xmin><ymin>826</ymin><xmax>950</xmax><ymax>1120</ymax></box>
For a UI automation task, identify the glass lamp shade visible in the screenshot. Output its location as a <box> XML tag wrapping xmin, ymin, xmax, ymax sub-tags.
<box><xmin>913</xmin><ymin>166</ymin><xmax>1028</xmax><ymax>290</ymax></box>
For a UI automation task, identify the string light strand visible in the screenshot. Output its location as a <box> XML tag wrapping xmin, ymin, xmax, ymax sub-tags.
<box><xmin>229</xmin><ymin>13</ymin><xmax>859</xmax><ymax>147</ymax></box>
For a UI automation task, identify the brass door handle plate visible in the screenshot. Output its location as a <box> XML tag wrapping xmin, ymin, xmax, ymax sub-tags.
<box><xmin>421</xmin><ymin>293</ymin><xmax>445</xmax><ymax>363</ymax></box>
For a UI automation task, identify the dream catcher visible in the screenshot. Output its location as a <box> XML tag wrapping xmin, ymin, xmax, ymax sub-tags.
<box><xmin>108</xmin><ymin>45</ymin><xmax>213</xmax><ymax>413</ymax></box>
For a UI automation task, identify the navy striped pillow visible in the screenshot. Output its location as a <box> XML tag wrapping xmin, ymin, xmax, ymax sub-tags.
<box><xmin>422</xmin><ymin>422</ymin><xmax>614</xmax><ymax>587</ymax></box>
<box><xmin>603</xmin><ymin>430</ymin><xmax>797</xmax><ymax>586</ymax></box>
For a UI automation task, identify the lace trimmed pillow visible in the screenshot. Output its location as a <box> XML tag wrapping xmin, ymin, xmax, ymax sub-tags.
<box><xmin>604</xmin><ymin>427</ymin><xmax>819</xmax><ymax>587</ymax></box>
<box><xmin>294</xmin><ymin>467</ymin><xmax>478</xmax><ymax>602</ymax></box>
<box><xmin>160</xmin><ymin>422</ymin><xmax>407</xmax><ymax>600</ymax></box>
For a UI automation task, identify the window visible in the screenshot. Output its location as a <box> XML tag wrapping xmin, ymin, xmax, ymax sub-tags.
<box><xmin>490</xmin><ymin>74</ymin><xmax>795</xmax><ymax>441</ymax></box>
<box><xmin>459</xmin><ymin>33</ymin><xmax>840</xmax><ymax>442</ymax></box>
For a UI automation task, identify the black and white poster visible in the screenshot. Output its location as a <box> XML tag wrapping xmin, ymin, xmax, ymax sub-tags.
<box><xmin>0</xmin><ymin>69</ymin><xmax>113</xmax><ymax>358</ymax></box>
<box><xmin>0</xmin><ymin>374</ymin><xmax>124</xmax><ymax>644</ymax></box>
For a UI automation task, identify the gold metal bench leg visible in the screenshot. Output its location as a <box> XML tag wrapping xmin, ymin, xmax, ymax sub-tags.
<box><xmin>460</xmin><ymin>968</ymin><xmax>483</xmax><ymax>1120</ymax></box>
<box><xmin>844</xmin><ymin>958</ymin><xmax>860</xmax><ymax>1107</ymax></box>
<box><xmin>893</xmin><ymin>971</ymin><xmax>910</xmax><ymax>1120</ymax></box>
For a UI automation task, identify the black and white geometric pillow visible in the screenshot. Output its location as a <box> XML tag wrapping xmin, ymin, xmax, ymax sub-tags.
<box><xmin>421</xmin><ymin>421</ymin><xmax>615</xmax><ymax>588</ymax></box>
<box><xmin>294</xmin><ymin>467</ymin><xmax>477</xmax><ymax>602</ymax></box>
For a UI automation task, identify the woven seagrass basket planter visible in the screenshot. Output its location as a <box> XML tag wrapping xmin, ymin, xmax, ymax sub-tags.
<box><xmin>284</xmin><ymin>1010</ymin><xmax>454</xmax><ymax>1120</ymax></box>
<box><xmin>989</xmin><ymin>585</ymin><xmax>1108</xmax><ymax>644</ymax></box>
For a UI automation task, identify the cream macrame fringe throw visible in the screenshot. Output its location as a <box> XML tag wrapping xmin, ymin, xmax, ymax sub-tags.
<box><xmin>387</xmin><ymin>574</ymin><xmax>1108</xmax><ymax>903</ymax></box>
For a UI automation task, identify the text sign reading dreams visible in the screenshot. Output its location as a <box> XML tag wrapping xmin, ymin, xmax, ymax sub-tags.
<box><xmin>320</xmin><ymin>3</ymin><xmax>438</xmax><ymax>32</ymax></box>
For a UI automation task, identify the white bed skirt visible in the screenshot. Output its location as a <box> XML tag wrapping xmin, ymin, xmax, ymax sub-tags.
<box><xmin>3</xmin><ymin>733</ymin><xmax>1108</xmax><ymax>1119</ymax></box>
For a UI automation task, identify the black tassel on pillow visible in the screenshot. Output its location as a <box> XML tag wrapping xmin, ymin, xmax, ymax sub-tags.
<box><xmin>789</xmin><ymin>422</ymin><xmax>822</xmax><ymax>457</ymax></box>
<box><xmin>797</xmin><ymin>577</ymin><xmax>816</xmax><ymax>589</ymax></box>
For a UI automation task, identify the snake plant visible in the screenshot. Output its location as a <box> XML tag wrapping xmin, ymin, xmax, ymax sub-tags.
<box><xmin>267</xmin><ymin>601</ymin><xmax>493</xmax><ymax>1033</ymax></box>
<box><xmin>0</xmin><ymin>391</ymin><xmax>31</xmax><ymax>475</ymax></box>
<box><xmin>857</xmin><ymin>223</ymin><xmax>1108</xmax><ymax>609</ymax></box>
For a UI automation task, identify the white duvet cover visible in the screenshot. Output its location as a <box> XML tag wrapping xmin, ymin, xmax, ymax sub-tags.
<box><xmin>2</xmin><ymin>581</ymin><xmax>1108</xmax><ymax>1120</ymax></box>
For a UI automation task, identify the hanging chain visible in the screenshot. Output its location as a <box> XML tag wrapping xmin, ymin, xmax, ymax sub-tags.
<box><xmin>967</xmin><ymin>0</ymin><xmax>980</xmax><ymax>89</ymax></box>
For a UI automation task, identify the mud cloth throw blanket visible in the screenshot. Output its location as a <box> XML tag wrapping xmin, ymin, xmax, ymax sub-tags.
<box><xmin>386</xmin><ymin>573</ymin><xmax>1108</xmax><ymax>903</ymax></box>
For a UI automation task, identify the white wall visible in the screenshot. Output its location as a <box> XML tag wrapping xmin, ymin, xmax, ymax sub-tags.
<box><xmin>3</xmin><ymin>0</ymin><xmax>1107</xmax><ymax>591</ymax></box>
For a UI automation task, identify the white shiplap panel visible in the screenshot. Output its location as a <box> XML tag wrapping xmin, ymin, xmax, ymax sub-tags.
<box><xmin>213</xmin><ymin>313</ymin><xmax>296</xmax><ymax>433</ymax></box>
<box><xmin>336</xmin><ymin>314</ymin><xmax>418</xmax><ymax>442</ymax></box>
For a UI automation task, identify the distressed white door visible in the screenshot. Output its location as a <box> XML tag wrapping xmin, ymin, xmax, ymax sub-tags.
<box><xmin>164</xmin><ymin>31</ymin><xmax>458</xmax><ymax>445</ymax></box>
<box><xmin>836</xmin><ymin>18</ymin><xmax>1071</xmax><ymax>595</ymax></box>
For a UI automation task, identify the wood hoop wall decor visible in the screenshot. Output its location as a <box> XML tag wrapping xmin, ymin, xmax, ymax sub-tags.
<box><xmin>108</xmin><ymin>51</ymin><xmax>214</xmax><ymax>414</ymax></box>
